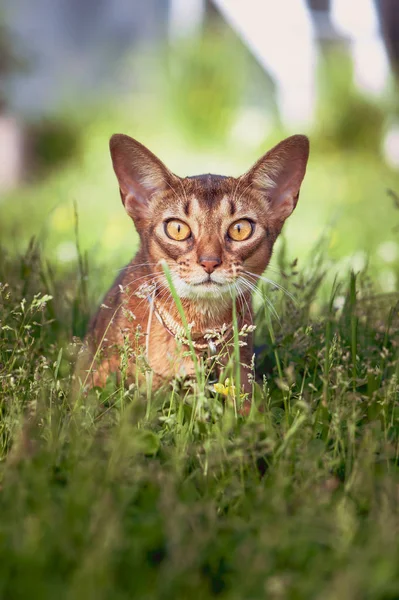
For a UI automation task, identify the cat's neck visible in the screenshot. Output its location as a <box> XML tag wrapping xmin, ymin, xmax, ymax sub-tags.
<box><xmin>152</xmin><ymin>286</ymin><xmax>252</xmax><ymax>339</ymax></box>
<box><xmin>157</xmin><ymin>293</ymin><xmax>233</xmax><ymax>329</ymax></box>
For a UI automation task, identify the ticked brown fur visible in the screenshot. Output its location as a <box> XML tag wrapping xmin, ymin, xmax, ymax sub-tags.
<box><xmin>80</xmin><ymin>134</ymin><xmax>309</xmax><ymax>406</ymax></box>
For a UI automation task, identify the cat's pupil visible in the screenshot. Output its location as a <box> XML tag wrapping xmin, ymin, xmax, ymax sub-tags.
<box><xmin>177</xmin><ymin>224</ymin><xmax>181</xmax><ymax>232</ymax></box>
<box><xmin>236</xmin><ymin>224</ymin><xmax>241</xmax><ymax>232</ymax></box>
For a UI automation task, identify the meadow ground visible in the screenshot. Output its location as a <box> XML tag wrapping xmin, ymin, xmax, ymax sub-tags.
<box><xmin>0</xmin><ymin>231</ymin><xmax>398</xmax><ymax>599</ymax></box>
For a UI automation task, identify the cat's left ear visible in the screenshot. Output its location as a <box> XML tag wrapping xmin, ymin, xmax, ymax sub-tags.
<box><xmin>242</xmin><ymin>135</ymin><xmax>309</xmax><ymax>225</ymax></box>
<box><xmin>109</xmin><ymin>134</ymin><xmax>176</xmax><ymax>222</ymax></box>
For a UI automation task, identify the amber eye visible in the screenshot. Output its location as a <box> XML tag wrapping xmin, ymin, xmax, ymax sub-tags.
<box><xmin>165</xmin><ymin>220</ymin><xmax>191</xmax><ymax>241</ymax></box>
<box><xmin>227</xmin><ymin>219</ymin><xmax>253</xmax><ymax>241</ymax></box>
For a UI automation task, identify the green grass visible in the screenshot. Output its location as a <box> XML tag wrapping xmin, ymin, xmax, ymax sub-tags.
<box><xmin>0</xmin><ymin>236</ymin><xmax>398</xmax><ymax>600</ymax></box>
<box><xmin>1</xmin><ymin>36</ymin><xmax>399</xmax><ymax>598</ymax></box>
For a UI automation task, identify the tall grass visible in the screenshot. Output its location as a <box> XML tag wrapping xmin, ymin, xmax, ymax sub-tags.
<box><xmin>0</xmin><ymin>235</ymin><xmax>398</xmax><ymax>599</ymax></box>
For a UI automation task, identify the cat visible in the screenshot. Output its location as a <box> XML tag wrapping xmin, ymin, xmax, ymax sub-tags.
<box><xmin>79</xmin><ymin>133</ymin><xmax>309</xmax><ymax>412</ymax></box>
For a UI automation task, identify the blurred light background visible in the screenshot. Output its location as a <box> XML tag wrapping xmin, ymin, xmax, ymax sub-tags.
<box><xmin>0</xmin><ymin>0</ymin><xmax>399</xmax><ymax>297</ymax></box>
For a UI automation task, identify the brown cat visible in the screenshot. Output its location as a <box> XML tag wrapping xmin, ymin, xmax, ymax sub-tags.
<box><xmin>80</xmin><ymin>133</ymin><xmax>309</xmax><ymax>411</ymax></box>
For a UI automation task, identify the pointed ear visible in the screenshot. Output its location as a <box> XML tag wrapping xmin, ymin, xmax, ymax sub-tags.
<box><xmin>109</xmin><ymin>134</ymin><xmax>175</xmax><ymax>221</ymax></box>
<box><xmin>242</xmin><ymin>135</ymin><xmax>309</xmax><ymax>226</ymax></box>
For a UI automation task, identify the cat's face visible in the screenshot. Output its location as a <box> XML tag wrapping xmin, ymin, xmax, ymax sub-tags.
<box><xmin>137</xmin><ymin>175</ymin><xmax>279</xmax><ymax>300</ymax></box>
<box><xmin>110</xmin><ymin>134</ymin><xmax>309</xmax><ymax>301</ymax></box>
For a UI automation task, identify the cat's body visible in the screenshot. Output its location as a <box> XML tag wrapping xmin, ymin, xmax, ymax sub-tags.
<box><xmin>86</xmin><ymin>249</ymin><xmax>253</xmax><ymax>389</ymax></box>
<box><xmin>81</xmin><ymin>134</ymin><xmax>309</xmax><ymax>408</ymax></box>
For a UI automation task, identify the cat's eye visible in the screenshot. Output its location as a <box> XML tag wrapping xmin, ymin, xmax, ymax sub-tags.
<box><xmin>228</xmin><ymin>219</ymin><xmax>253</xmax><ymax>241</ymax></box>
<box><xmin>165</xmin><ymin>220</ymin><xmax>191</xmax><ymax>241</ymax></box>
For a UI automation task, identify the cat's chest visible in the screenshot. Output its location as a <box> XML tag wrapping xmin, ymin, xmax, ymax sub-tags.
<box><xmin>146</xmin><ymin>315</ymin><xmax>197</xmax><ymax>378</ymax></box>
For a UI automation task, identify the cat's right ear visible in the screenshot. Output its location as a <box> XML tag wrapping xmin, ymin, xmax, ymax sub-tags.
<box><xmin>241</xmin><ymin>135</ymin><xmax>309</xmax><ymax>228</ymax></box>
<box><xmin>109</xmin><ymin>134</ymin><xmax>175</xmax><ymax>221</ymax></box>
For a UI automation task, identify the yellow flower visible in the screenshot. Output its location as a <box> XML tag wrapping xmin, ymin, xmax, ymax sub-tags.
<box><xmin>214</xmin><ymin>378</ymin><xmax>248</xmax><ymax>402</ymax></box>
<box><xmin>214</xmin><ymin>378</ymin><xmax>236</xmax><ymax>397</ymax></box>
<box><xmin>213</xmin><ymin>382</ymin><xmax>229</xmax><ymax>396</ymax></box>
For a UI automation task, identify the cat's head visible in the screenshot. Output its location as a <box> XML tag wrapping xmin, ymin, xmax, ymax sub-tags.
<box><xmin>110</xmin><ymin>134</ymin><xmax>309</xmax><ymax>301</ymax></box>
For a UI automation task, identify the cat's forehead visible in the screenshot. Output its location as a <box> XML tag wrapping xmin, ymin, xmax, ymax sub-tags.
<box><xmin>184</xmin><ymin>173</ymin><xmax>235</xmax><ymax>207</ymax></box>
<box><xmin>157</xmin><ymin>173</ymin><xmax>259</xmax><ymax>218</ymax></box>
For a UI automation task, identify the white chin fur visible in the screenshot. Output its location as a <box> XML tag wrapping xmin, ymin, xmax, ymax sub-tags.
<box><xmin>170</xmin><ymin>273</ymin><xmax>244</xmax><ymax>302</ymax></box>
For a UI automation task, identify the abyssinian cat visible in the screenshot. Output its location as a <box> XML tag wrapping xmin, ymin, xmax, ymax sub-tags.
<box><xmin>81</xmin><ymin>133</ymin><xmax>309</xmax><ymax>410</ymax></box>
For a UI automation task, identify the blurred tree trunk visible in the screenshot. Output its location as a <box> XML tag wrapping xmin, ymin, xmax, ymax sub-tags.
<box><xmin>375</xmin><ymin>0</ymin><xmax>399</xmax><ymax>78</ymax></box>
<box><xmin>0</xmin><ymin>21</ymin><xmax>25</xmax><ymax>190</ymax></box>
<box><xmin>307</xmin><ymin>0</ymin><xmax>330</xmax><ymax>11</ymax></box>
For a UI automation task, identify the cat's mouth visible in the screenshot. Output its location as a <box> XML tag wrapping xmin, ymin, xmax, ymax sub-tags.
<box><xmin>192</xmin><ymin>279</ymin><xmax>224</xmax><ymax>287</ymax></box>
<box><xmin>188</xmin><ymin>277</ymin><xmax>235</xmax><ymax>299</ymax></box>
<box><xmin>169</xmin><ymin>271</ymin><xmax>235</xmax><ymax>300</ymax></box>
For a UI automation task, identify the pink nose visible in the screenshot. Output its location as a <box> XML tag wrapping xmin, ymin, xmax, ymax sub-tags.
<box><xmin>199</xmin><ymin>256</ymin><xmax>221</xmax><ymax>274</ymax></box>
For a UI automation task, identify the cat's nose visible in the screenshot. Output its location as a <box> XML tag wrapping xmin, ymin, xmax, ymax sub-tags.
<box><xmin>199</xmin><ymin>256</ymin><xmax>221</xmax><ymax>274</ymax></box>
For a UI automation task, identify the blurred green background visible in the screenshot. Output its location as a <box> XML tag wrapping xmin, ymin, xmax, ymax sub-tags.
<box><xmin>1</xmin><ymin>0</ymin><xmax>399</xmax><ymax>302</ymax></box>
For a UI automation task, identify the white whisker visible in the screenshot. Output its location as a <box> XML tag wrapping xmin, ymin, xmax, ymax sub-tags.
<box><xmin>116</xmin><ymin>262</ymin><xmax>160</xmax><ymax>274</ymax></box>
<box><xmin>240</xmin><ymin>277</ymin><xmax>280</xmax><ymax>321</ymax></box>
<box><xmin>243</xmin><ymin>270</ymin><xmax>297</xmax><ymax>305</ymax></box>
<box><xmin>239</xmin><ymin>286</ymin><xmax>254</xmax><ymax>326</ymax></box>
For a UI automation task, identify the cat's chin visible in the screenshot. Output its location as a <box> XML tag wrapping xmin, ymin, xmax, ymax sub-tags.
<box><xmin>170</xmin><ymin>273</ymin><xmax>233</xmax><ymax>302</ymax></box>
<box><xmin>187</xmin><ymin>282</ymin><xmax>232</xmax><ymax>300</ymax></box>
<box><xmin>182</xmin><ymin>283</ymin><xmax>232</xmax><ymax>300</ymax></box>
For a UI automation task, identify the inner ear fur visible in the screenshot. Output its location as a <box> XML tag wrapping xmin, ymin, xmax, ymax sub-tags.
<box><xmin>109</xmin><ymin>134</ymin><xmax>176</xmax><ymax>221</ymax></box>
<box><xmin>242</xmin><ymin>134</ymin><xmax>309</xmax><ymax>225</ymax></box>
